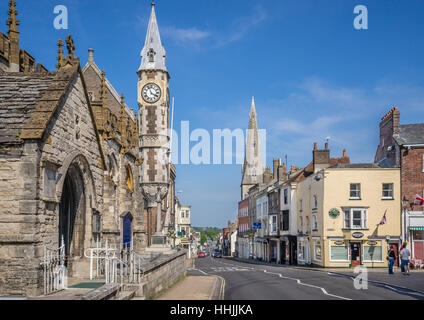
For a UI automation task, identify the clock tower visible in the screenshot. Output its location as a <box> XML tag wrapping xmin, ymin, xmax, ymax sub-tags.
<box><xmin>137</xmin><ymin>2</ymin><xmax>171</xmax><ymax>245</ymax></box>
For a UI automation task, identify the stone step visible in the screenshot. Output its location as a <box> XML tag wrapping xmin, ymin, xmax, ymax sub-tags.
<box><xmin>116</xmin><ymin>290</ymin><xmax>136</xmax><ymax>300</ymax></box>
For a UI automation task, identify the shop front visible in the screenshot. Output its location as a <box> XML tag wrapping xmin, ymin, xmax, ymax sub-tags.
<box><xmin>326</xmin><ymin>237</ymin><xmax>388</xmax><ymax>268</ymax></box>
<box><xmin>410</xmin><ymin>227</ymin><xmax>424</xmax><ymax>261</ymax></box>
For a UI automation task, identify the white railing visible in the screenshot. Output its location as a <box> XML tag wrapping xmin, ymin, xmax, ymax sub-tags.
<box><xmin>41</xmin><ymin>237</ymin><xmax>67</xmax><ymax>295</ymax></box>
<box><xmin>84</xmin><ymin>240</ymin><xmax>159</xmax><ymax>285</ymax></box>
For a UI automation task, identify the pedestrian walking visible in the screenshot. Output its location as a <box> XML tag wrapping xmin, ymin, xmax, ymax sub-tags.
<box><xmin>387</xmin><ymin>245</ymin><xmax>396</xmax><ymax>274</ymax></box>
<box><xmin>399</xmin><ymin>243</ymin><xmax>411</xmax><ymax>275</ymax></box>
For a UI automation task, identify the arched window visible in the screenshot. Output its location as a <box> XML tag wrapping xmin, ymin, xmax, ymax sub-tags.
<box><xmin>148</xmin><ymin>48</ymin><xmax>155</xmax><ymax>62</ymax></box>
<box><xmin>125</xmin><ymin>165</ymin><xmax>133</xmax><ymax>192</ymax></box>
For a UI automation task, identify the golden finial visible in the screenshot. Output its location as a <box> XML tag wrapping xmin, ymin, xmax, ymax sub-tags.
<box><xmin>56</xmin><ymin>39</ymin><xmax>64</xmax><ymax>70</ymax></box>
<box><xmin>6</xmin><ymin>0</ymin><xmax>20</xmax><ymax>34</ymax></box>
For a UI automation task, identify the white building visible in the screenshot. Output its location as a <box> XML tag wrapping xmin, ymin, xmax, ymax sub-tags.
<box><xmin>255</xmin><ymin>189</ymin><xmax>269</xmax><ymax>261</ymax></box>
<box><xmin>175</xmin><ymin>200</ymin><xmax>192</xmax><ymax>249</ymax></box>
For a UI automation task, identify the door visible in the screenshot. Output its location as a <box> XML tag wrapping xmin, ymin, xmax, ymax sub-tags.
<box><xmin>281</xmin><ymin>241</ymin><xmax>287</xmax><ymax>264</ymax></box>
<box><xmin>351</xmin><ymin>242</ymin><xmax>361</xmax><ymax>267</ymax></box>
<box><xmin>123</xmin><ymin>215</ymin><xmax>132</xmax><ymax>249</ymax></box>
<box><xmin>390</xmin><ymin>243</ymin><xmax>399</xmax><ymax>267</ymax></box>
<box><xmin>414</xmin><ymin>242</ymin><xmax>424</xmax><ymax>260</ymax></box>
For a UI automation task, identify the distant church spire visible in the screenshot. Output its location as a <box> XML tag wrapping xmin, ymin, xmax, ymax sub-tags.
<box><xmin>138</xmin><ymin>2</ymin><xmax>167</xmax><ymax>72</ymax></box>
<box><xmin>241</xmin><ymin>96</ymin><xmax>264</xmax><ymax>200</ymax></box>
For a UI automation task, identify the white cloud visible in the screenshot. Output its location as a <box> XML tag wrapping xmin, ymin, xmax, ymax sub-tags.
<box><xmin>162</xmin><ymin>26</ymin><xmax>211</xmax><ymax>42</ymax></box>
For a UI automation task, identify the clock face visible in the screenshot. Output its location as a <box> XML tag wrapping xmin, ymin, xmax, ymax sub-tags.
<box><xmin>142</xmin><ymin>83</ymin><xmax>161</xmax><ymax>103</ymax></box>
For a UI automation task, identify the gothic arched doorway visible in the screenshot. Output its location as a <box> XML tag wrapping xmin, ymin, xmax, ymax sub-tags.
<box><xmin>59</xmin><ymin>164</ymin><xmax>86</xmax><ymax>270</ymax></box>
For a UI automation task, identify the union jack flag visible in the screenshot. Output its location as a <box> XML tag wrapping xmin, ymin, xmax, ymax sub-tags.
<box><xmin>379</xmin><ymin>211</ymin><xmax>387</xmax><ymax>225</ymax></box>
<box><xmin>414</xmin><ymin>194</ymin><xmax>424</xmax><ymax>206</ymax></box>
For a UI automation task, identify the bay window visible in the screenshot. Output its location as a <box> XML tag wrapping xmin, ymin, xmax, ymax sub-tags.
<box><xmin>343</xmin><ymin>208</ymin><xmax>368</xmax><ymax>229</ymax></box>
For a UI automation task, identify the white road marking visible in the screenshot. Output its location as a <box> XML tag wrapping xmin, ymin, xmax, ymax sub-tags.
<box><xmin>263</xmin><ymin>270</ymin><xmax>351</xmax><ymax>300</ymax></box>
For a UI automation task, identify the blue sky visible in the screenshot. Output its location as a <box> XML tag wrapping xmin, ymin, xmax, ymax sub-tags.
<box><xmin>5</xmin><ymin>0</ymin><xmax>424</xmax><ymax>228</ymax></box>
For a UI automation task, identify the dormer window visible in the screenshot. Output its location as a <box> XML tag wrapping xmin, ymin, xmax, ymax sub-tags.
<box><xmin>148</xmin><ymin>48</ymin><xmax>155</xmax><ymax>62</ymax></box>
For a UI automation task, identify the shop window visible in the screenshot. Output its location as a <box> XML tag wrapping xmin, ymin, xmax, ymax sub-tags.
<box><xmin>382</xmin><ymin>183</ymin><xmax>394</xmax><ymax>199</ymax></box>
<box><xmin>350</xmin><ymin>183</ymin><xmax>361</xmax><ymax>199</ymax></box>
<box><xmin>313</xmin><ymin>196</ymin><xmax>318</xmax><ymax>209</ymax></box>
<box><xmin>298</xmin><ymin>242</ymin><xmax>305</xmax><ymax>261</ymax></box>
<box><xmin>314</xmin><ymin>240</ymin><xmax>322</xmax><ymax>261</ymax></box>
<box><xmin>364</xmin><ymin>244</ymin><xmax>382</xmax><ymax>262</ymax></box>
<box><xmin>300</xmin><ymin>217</ymin><xmax>303</xmax><ymax>233</ymax></box>
<box><xmin>330</xmin><ymin>242</ymin><xmax>349</xmax><ymax>261</ymax></box>
<box><xmin>284</xmin><ymin>189</ymin><xmax>288</xmax><ymax>205</ymax></box>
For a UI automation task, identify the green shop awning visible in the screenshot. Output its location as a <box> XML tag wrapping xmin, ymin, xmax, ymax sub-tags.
<box><xmin>409</xmin><ymin>227</ymin><xmax>424</xmax><ymax>231</ymax></box>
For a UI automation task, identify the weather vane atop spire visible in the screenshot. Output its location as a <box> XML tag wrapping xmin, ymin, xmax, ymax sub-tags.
<box><xmin>151</xmin><ymin>1</ymin><xmax>155</xmax><ymax>7</ymax></box>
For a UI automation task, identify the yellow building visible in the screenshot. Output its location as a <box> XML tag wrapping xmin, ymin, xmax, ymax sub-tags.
<box><xmin>297</xmin><ymin>143</ymin><xmax>401</xmax><ymax>268</ymax></box>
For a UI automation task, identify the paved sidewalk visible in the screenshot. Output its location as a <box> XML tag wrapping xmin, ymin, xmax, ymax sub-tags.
<box><xmin>229</xmin><ymin>257</ymin><xmax>424</xmax><ymax>294</ymax></box>
<box><xmin>155</xmin><ymin>276</ymin><xmax>222</xmax><ymax>300</ymax></box>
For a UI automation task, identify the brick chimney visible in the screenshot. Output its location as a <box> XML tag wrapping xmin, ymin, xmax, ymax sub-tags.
<box><xmin>273</xmin><ymin>159</ymin><xmax>281</xmax><ymax>180</ymax></box>
<box><xmin>291</xmin><ymin>165</ymin><xmax>295</xmax><ymax>173</ymax></box>
<box><xmin>313</xmin><ymin>142</ymin><xmax>330</xmax><ymax>173</ymax></box>
<box><xmin>263</xmin><ymin>167</ymin><xmax>272</xmax><ymax>184</ymax></box>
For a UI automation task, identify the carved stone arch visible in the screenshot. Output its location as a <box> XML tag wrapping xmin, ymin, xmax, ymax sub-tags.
<box><xmin>106</xmin><ymin>152</ymin><xmax>119</xmax><ymax>186</ymax></box>
<box><xmin>56</xmin><ymin>151</ymin><xmax>97</xmax><ymax>211</ymax></box>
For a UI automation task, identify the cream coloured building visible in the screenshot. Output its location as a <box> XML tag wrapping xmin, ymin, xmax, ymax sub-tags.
<box><xmin>297</xmin><ymin>143</ymin><xmax>401</xmax><ymax>268</ymax></box>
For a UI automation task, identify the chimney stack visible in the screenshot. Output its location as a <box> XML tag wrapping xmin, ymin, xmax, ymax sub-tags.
<box><xmin>343</xmin><ymin>149</ymin><xmax>347</xmax><ymax>158</ymax></box>
<box><xmin>273</xmin><ymin>159</ymin><xmax>281</xmax><ymax>180</ymax></box>
<box><xmin>313</xmin><ymin>143</ymin><xmax>330</xmax><ymax>173</ymax></box>
<box><xmin>291</xmin><ymin>165</ymin><xmax>295</xmax><ymax>173</ymax></box>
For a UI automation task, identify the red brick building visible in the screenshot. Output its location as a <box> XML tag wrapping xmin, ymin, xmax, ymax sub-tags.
<box><xmin>237</xmin><ymin>199</ymin><xmax>250</xmax><ymax>259</ymax></box>
<box><xmin>375</xmin><ymin>108</ymin><xmax>424</xmax><ymax>262</ymax></box>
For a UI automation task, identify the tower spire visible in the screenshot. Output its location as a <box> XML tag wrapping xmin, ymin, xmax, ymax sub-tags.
<box><xmin>138</xmin><ymin>2</ymin><xmax>167</xmax><ymax>72</ymax></box>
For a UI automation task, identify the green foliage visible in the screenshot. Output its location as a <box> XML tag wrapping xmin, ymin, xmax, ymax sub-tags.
<box><xmin>193</xmin><ymin>227</ymin><xmax>221</xmax><ymax>245</ymax></box>
<box><xmin>200</xmin><ymin>233</ymin><xmax>207</xmax><ymax>245</ymax></box>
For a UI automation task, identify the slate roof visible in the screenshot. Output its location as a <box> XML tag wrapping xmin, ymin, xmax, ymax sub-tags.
<box><xmin>0</xmin><ymin>71</ymin><xmax>56</xmax><ymax>145</ymax></box>
<box><xmin>294</xmin><ymin>156</ymin><xmax>350</xmax><ymax>182</ymax></box>
<box><xmin>330</xmin><ymin>163</ymin><xmax>381</xmax><ymax>169</ymax></box>
<box><xmin>0</xmin><ymin>64</ymin><xmax>80</xmax><ymax>146</ymax></box>
<box><xmin>394</xmin><ymin>124</ymin><xmax>424</xmax><ymax>146</ymax></box>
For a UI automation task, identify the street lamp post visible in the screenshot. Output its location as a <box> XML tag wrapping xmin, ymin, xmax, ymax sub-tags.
<box><xmin>402</xmin><ymin>196</ymin><xmax>409</xmax><ymax>245</ymax></box>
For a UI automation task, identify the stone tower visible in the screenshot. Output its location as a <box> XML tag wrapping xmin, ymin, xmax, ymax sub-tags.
<box><xmin>241</xmin><ymin>97</ymin><xmax>264</xmax><ymax>200</ymax></box>
<box><xmin>137</xmin><ymin>3</ymin><xmax>171</xmax><ymax>245</ymax></box>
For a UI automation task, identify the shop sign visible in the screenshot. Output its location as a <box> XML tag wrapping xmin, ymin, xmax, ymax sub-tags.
<box><xmin>352</xmin><ymin>232</ymin><xmax>364</xmax><ymax>239</ymax></box>
<box><xmin>253</xmin><ymin>222</ymin><xmax>262</xmax><ymax>230</ymax></box>
<box><xmin>334</xmin><ymin>241</ymin><xmax>345</xmax><ymax>246</ymax></box>
<box><xmin>367</xmin><ymin>241</ymin><xmax>378</xmax><ymax>246</ymax></box>
<box><xmin>329</xmin><ymin>208</ymin><xmax>340</xmax><ymax>218</ymax></box>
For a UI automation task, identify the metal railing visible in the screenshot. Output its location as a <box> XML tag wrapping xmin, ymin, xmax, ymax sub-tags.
<box><xmin>84</xmin><ymin>240</ymin><xmax>162</xmax><ymax>285</ymax></box>
<box><xmin>41</xmin><ymin>237</ymin><xmax>67</xmax><ymax>295</ymax></box>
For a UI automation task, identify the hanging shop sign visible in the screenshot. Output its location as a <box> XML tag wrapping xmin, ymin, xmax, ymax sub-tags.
<box><xmin>329</xmin><ymin>208</ymin><xmax>340</xmax><ymax>218</ymax></box>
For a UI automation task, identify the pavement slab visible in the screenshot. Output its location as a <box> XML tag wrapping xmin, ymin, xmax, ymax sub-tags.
<box><xmin>155</xmin><ymin>276</ymin><xmax>220</xmax><ymax>300</ymax></box>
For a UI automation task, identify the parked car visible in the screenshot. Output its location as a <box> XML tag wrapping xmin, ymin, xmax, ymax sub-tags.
<box><xmin>197</xmin><ymin>251</ymin><xmax>206</xmax><ymax>258</ymax></box>
<box><xmin>212</xmin><ymin>250</ymin><xmax>222</xmax><ymax>258</ymax></box>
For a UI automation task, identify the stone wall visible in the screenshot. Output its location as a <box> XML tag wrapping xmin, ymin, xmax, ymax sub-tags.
<box><xmin>141</xmin><ymin>251</ymin><xmax>188</xmax><ymax>299</ymax></box>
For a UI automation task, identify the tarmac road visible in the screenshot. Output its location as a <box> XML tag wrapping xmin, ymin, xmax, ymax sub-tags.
<box><xmin>189</xmin><ymin>256</ymin><xmax>421</xmax><ymax>300</ymax></box>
